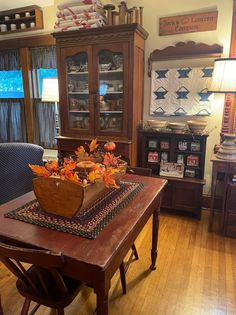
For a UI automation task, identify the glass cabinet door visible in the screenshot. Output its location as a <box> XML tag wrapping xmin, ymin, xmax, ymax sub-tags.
<box><xmin>96</xmin><ymin>48</ymin><xmax>126</xmax><ymax>135</ymax></box>
<box><xmin>66</xmin><ymin>52</ymin><xmax>90</xmax><ymax>132</ymax></box>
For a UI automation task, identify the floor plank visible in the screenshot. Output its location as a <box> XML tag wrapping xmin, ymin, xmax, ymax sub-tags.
<box><xmin>1</xmin><ymin>209</ymin><xmax>236</xmax><ymax>315</ymax></box>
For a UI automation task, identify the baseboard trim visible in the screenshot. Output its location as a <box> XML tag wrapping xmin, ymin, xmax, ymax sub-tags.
<box><xmin>202</xmin><ymin>194</ymin><xmax>223</xmax><ymax>210</ymax></box>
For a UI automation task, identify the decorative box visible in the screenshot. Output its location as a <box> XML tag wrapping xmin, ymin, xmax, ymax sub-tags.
<box><xmin>176</xmin><ymin>154</ymin><xmax>184</xmax><ymax>164</ymax></box>
<box><xmin>186</xmin><ymin>155</ymin><xmax>199</xmax><ymax>166</ymax></box>
<box><xmin>160</xmin><ymin>162</ymin><xmax>184</xmax><ymax>178</ymax></box>
<box><xmin>160</xmin><ymin>140</ymin><xmax>170</xmax><ymax>150</ymax></box>
<box><xmin>178</xmin><ymin>140</ymin><xmax>188</xmax><ymax>151</ymax></box>
<box><xmin>185</xmin><ymin>168</ymin><xmax>196</xmax><ymax>178</ymax></box>
<box><xmin>148</xmin><ymin>139</ymin><xmax>158</xmax><ymax>148</ymax></box>
<box><xmin>148</xmin><ymin>151</ymin><xmax>159</xmax><ymax>163</ymax></box>
<box><xmin>161</xmin><ymin>152</ymin><xmax>168</xmax><ymax>162</ymax></box>
<box><xmin>190</xmin><ymin>141</ymin><xmax>201</xmax><ymax>152</ymax></box>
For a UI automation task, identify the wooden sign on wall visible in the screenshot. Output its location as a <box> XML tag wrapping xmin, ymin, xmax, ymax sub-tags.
<box><xmin>159</xmin><ymin>11</ymin><xmax>218</xmax><ymax>36</ymax></box>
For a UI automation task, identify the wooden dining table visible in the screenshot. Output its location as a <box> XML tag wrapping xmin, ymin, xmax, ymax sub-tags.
<box><xmin>0</xmin><ymin>174</ymin><xmax>167</xmax><ymax>315</ymax></box>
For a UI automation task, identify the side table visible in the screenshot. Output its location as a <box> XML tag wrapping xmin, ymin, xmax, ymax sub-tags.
<box><xmin>209</xmin><ymin>155</ymin><xmax>236</xmax><ymax>233</ymax></box>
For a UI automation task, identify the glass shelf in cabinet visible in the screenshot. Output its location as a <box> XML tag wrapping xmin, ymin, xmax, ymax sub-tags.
<box><xmin>100</xmin><ymin>110</ymin><xmax>123</xmax><ymax>114</ymax></box>
<box><xmin>67</xmin><ymin>71</ymin><xmax>88</xmax><ymax>75</ymax></box>
<box><xmin>99</xmin><ymin>69</ymin><xmax>123</xmax><ymax>74</ymax></box>
<box><xmin>68</xmin><ymin>91</ymin><xmax>89</xmax><ymax>94</ymax></box>
<box><xmin>69</xmin><ymin>110</ymin><xmax>89</xmax><ymax>113</ymax></box>
<box><xmin>105</xmin><ymin>91</ymin><xmax>123</xmax><ymax>94</ymax></box>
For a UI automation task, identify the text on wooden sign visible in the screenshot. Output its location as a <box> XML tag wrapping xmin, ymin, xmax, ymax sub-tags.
<box><xmin>159</xmin><ymin>11</ymin><xmax>218</xmax><ymax>36</ymax></box>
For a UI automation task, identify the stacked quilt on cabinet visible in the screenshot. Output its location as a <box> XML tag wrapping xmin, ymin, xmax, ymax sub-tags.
<box><xmin>54</xmin><ymin>0</ymin><xmax>107</xmax><ymax>32</ymax></box>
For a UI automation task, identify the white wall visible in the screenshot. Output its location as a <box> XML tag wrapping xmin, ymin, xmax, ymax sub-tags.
<box><xmin>106</xmin><ymin>0</ymin><xmax>233</xmax><ymax>195</ymax></box>
<box><xmin>0</xmin><ymin>0</ymin><xmax>233</xmax><ymax>194</ymax></box>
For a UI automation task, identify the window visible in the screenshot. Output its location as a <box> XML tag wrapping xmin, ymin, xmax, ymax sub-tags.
<box><xmin>0</xmin><ymin>70</ymin><xmax>24</xmax><ymax>98</ymax></box>
<box><xmin>32</xmin><ymin>68</ymin><xmax>58</xmax><ymax>98</ymax></box>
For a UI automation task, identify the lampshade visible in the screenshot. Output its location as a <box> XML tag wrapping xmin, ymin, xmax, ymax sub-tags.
<box><xmin>42</xmin><ymin>78</ymin><xmax>59</xmax><ymax>102</ymax></box>
<box><xmin>209</xmin><ymin>58</ymin><xmax>236</xmax><ymax>93</ymax></box>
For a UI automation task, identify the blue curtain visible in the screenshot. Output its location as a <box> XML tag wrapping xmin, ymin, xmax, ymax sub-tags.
<box><xmin>31</xmin><ymin>46</ymin><xmax>58</xmax><ymax>148</ymax></box>
<box><xmin>34</xmin><ymin>100</ymin><xmax>57</xmax><ymax>148</ymax></box>
<box><xmin>30</xmin><ymin>46</ymin><xmax>57</xmax><ymax>69</ymax></box>
<box><xmin>0</xmin><ymin>49</ymin><xmax>21</xmax><ymax>70</ymax></box>
<box><xmin>0</xmin><ymin>99</ymin><xmax>26</xmax><ymax>142</ymax></box>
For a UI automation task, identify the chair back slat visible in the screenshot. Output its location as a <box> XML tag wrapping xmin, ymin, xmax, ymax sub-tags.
<box><xmin>0</xmin><ymin>241</ymin><xmax>68</xmax><ymax>298</ymax></box>
<box><xmin>0</xmin><ymin>255</ymin><xmax>30</xmax><ymax>286</ymax></box>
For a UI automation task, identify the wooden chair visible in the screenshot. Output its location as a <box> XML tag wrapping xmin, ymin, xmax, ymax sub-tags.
<box><xmin>119</xmin><ymin>166</ymin><xmax>152</xmax><ymax>294</ymax></box>
<box><xmin>0</xmin><ymin>241</ymin><xmax>83</xmax><ymax>315</ymax></box>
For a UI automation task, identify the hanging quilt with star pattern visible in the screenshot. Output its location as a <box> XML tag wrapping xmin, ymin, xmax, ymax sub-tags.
<box><xmin>150</xmin><ymin>67</ymin><xmax>213</xmax><ymax>116</ymax></box>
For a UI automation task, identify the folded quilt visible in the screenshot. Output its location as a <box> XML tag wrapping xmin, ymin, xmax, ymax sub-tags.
<box><xmin>57</xmin><ymin>11</ymin><xmax>105</xmax><ymax>21</ymax></box>
<box><xmin>57</xmin><ymin>0</ymin><xmax>103</xmax><ymax>10</ymax></box>
<box><xmin>56</xmin><ymin>4</ymin><xmax>104</xmax><ymax>18</ymax></box>
<box><xmin>55</xmin><ymin>17</ymin><xmax>106</xmax><ymax>28</ymax></box>
<box><xmin>54</xmin><ymin>18</ymin><xmax>106</xmax><ymax>31</ymax></box>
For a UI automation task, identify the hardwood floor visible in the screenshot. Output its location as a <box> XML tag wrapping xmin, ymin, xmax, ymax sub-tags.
<box><xmin>1</xmin><ymin>209</ymin><xmax>236</xmax><ymax>315</ymax></box>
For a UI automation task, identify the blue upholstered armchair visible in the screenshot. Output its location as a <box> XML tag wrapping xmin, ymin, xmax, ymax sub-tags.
<box><xmin>0</xmin><ymin>143</ymin><xmax>44</xmax><ymax>205</ymax></box>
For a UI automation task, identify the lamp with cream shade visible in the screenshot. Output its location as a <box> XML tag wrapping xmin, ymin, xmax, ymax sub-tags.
<box><xmin>41</xmin><ymin>78</ymin><xmax>60</xmax><ymax>136</ymax></box>
<box><xmin>209</xmin><ymin>58</ymin><xmax>236</xmax><ymax>160</ymax></box>
<box><xmin>210</xmin><ymin>58</ymin><xmax>236</xmax><ymax>93</ymax></box>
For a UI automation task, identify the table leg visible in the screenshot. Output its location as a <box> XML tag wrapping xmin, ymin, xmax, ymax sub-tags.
<box><xmin>94</xmin><ymin>282</ymin><xmax>110</xmax><ymax>315</ymax></box>
<box><xmin>150</xmin><ymin>205</ymin><xmax>160</xmax><ymax>270</ymax></box>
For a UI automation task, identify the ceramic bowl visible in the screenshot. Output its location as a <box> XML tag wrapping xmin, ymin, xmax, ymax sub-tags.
<box><xmin>187</xmin><ymin>120</ymin><xmax>207</xmax><ymax>134</ymax></box>
<box><xmin>147</xmin><ymin>120</ymin><xmax>168</xmax><ymax>129</ymax></box>
<box><xmin>100</xmin><ymin>63</ymin><xmax>112</xmax><ymax>71</ymax></box>
<box><xmin>168</xmin><ymin>122</ymin><xmax>186</xmax><ymax>133</ymax></box>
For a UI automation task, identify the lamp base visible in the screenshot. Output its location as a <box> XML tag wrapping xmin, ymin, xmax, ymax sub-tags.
<box><xmin>216</xmin><ymin>133</ymin><xmax>236</xmax><ymax>160</ymax></box>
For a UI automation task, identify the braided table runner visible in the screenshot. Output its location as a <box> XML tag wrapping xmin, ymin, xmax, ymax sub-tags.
<box><xmin>5</xmin><ymin>181</ymin><xmax>144</xmax><ymax>239</ymax></box>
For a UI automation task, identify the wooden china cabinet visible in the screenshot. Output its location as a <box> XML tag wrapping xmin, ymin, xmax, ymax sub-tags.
<box><xmin>53</xmin><ymin>23</ymin><xmax>148</xmax><ymax>165</ymax></box>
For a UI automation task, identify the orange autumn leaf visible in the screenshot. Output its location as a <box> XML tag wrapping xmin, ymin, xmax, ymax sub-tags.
<box><xmin>89</xmin><ymin>138</ymin><xmax>98</xmax><ymax>152</ymax></box>
<box><xmin>92</xmin><ymin>163</ymin><xmax>105</xmax><ymax>173</ymax></box>
<box><xmin>77</xmin><ymin>146</ymin><xmax>85</xmax><ymax>153</ymax></box>
<box><xmin>61</xmin><ymin>170</ymin><xmax>82</xmax><ymax>183</ymax></box>
<box><xmin>63</xmin><ymin>158</ymin><xmax>76</xmax><ymax>171</ymax></box>
<box><xmin>29</xmin><ymin>164</ymin><xmax>51</xmax><ymax>177</ymax></box>
<box><xmin>103</xmin><ymin>152</ymin><xmax>120</xmax><ymax>166</ymax></box>
<box><xmin>45</xmin><ymin>160</ymin><xmax>59</xmax><ymax>173</ymax></box>
<box><xmin>88</xmin><ymin>170</ymin><xmax>102</xmax><ymax>182</ymax></box>
<box><xmin>74</xmin><ymin>145</ymin><xmax>85</xmax><ymax>157</ymax></box>
<box><xmin>103</xmin><ymin>168</ymin><xmax>120</xmax><ymax>188</ymax></box>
